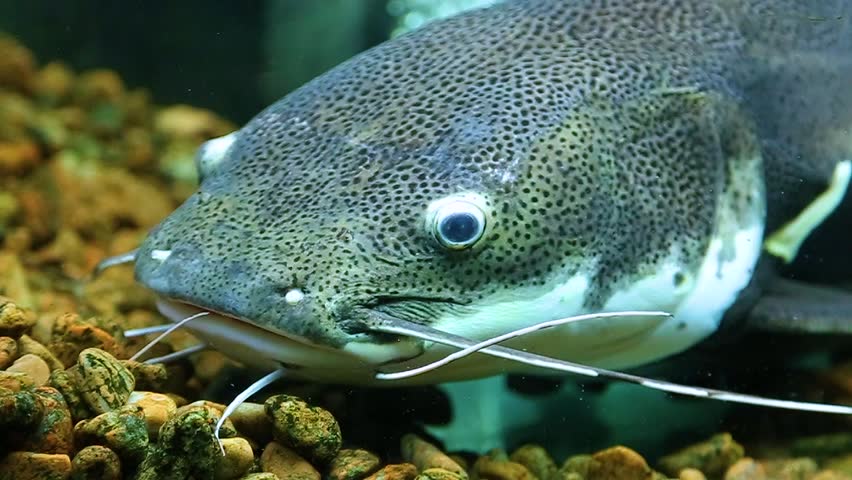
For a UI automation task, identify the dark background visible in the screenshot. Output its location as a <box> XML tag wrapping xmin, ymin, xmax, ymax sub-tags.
<box><xmin>0</xmin><ymin>0</ymin><xmax>392</xmax><ymax>123</ymax></box>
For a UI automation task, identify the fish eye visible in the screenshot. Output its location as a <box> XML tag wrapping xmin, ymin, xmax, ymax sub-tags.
<box><xmin>427</xmin><ymin>197</ymin><xmax>487</xmax><ymax>250</ymax></box>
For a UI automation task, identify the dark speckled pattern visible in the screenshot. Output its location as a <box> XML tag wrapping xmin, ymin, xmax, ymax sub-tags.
<box><xmin>135</xmin><ymin>0</ymin><xmax>852</xmax><ymax>348</ymax></box>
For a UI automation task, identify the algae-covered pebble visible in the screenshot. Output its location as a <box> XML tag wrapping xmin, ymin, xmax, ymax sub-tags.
<box><xmin>0</xmin><ymin>35</ymin><xmax>36</xmax><ymax>91</ymax></box>
<box><xmin>48</xmin><ymin>369</ymin><xmax>92</xmax><ymax>422</ymax></box>
<box><xmin>724</xmin><ymin>458</ymin><xmax>765</xmax><ymax>480</ymax></box>
<box><xmin>120</xmin><ymin>360</ymin><xmax>168</xmax><ymax>391</ymax></box>
<box><xmin>135</xmin><ymin>404</ymin><xmax>221</xmax><ymax>480</ymax></box>
<box><xmin>417</xmin><ymin>468</ymin><xmax>466</xmax><ymax>480</ymax></box>
<box><xmin>261</xmin><ymin>441</ymin><xmax>321</xmax><ymax>480</ymax></box>
<box><xmin>241</xmin><ymin>474</ymin><xmax>281</xmax><ymax>480</ymax></box>
<box><xmin>33</xmin><ymin>62</ymin><xmax>74</xmax><ymax>104</ymax></box>
<box><xmin>760</xmin><ymin>458</ymin><xmax>818</xmax><ymax>480</ymax></box>
<box><xmin>265</xmin><ymin>394</ymin><xmax>342</xmax><ymax>463</ymax></box>
<box><xmin>0</xmin><ymin>370</ymin><xmax>36</xmax><ymax>391</ymax></box>
<box><xmin>328</xmin><ymin>448</ymin><xmax>382</xmax><ymax>480</ymax></box>
<box><xmin>7</xmin><ymin>353</ymin><xmax>50</xmax><ymax>386</ymax></box>
<box><xmin>20</xmin><ymin>387</ymin><xmax>74</xmax><ymax>455</ymax></box>
<box><xmin>402</xmin><ymin>434</ymin><xmax>467</xmax><ymax>479</ymax></box>
<box><xmin>824</xmin><ymin>455</ymin><xmax>852</xmax><ymax>477</ymax></box>
<box><xmin>0</xmin><ymin>336</ymin><xmax>18</xmax><ymax>368</ymax></box>
<box><xmin>47</xmin><ymin>321</ymin><xmax>124</xmax><ymax>368</ymax></box>
<box><xmin>472</xmin><ymin>455</ymin><xmax>536</xmax><ymax>480</ymax></box>
<box><xmin>365</xmin><ymin>463</ymin><xmax>419</xmax><ymax>480</ymax></box>
<box><xmin>73</xmin><ymin>404</ymin><xmax>149</xmax><ymax>464</ymax></box>
<box><xmin>560</xmin><ymin>454</ymin><xmax>594</xmax><ymax>479</ymax></box>
<box><xmin>510</xmin><ymin>444</ymin><xmax>557</xmax><ymax>480</ymax></box>
<box><xmin>0</xmin><ymin>451</ymin><xmax>72</xmax><ymax>480</ymax></box>
<box><xmin>70</xmin><ymin>445</ymin><xmax>121</xmax><ymax>480</ymax></box>
<box><xmin>658</xmin><ymin>433</ymin><xmax>744</xmax><ymax>479</ymax></box>
<box><xmin>71</xmin><ymin>348</ymin><xmax>135</xmax><ymax>414</ymax></box>
<box><xmin>588</xmin><ymin>445</ymin><xmax>654</xmax><ymax>480</ymax></box>
<box><xmin>0</xmin><ymin>388</ymin><xmax>44</xmax><ymax>429</ymax></box>
<box><xmin>792</xmin><ymin>433</ymin><xmax>852</xmax><ymax>458</ymax></box>
<box><xmin>127</xmin><ymin>391</ymin><xmax>177</xmax><ymax>439</ymax></box>
<box><xmin>215</xmin><ymin>437</ymin><xmax>255</xmax><ymax>480</ymax></box>
<box><xmin>175</xmin><ymin>400</ymin><xmax>237</xmax><ymax>438</ymax></box>
<box><xmin>0</xmin><ymin>297</ymin><xmax>34</xmax><ymax>337</ymax></box>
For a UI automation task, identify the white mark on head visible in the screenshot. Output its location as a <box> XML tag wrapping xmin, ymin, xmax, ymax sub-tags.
<box><xmin>151</xmin><ymin>249</ymin><xmax>172</xmax><ymax>262</ymax></box>
<box><xmin>284</xmin><ymin>288</ymin><xmax>305</xmax><ymax>305</ymax></box>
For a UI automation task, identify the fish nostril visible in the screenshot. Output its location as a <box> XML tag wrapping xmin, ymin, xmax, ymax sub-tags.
<box><xmin>283</xmin><ymin>288</ymin><xmax>305</xmax><ymax>305</ymax></box>
<box><xmin>150</xmin><ymin>249</ymin><xmax>172</xmax><ymax>262</ymax></box>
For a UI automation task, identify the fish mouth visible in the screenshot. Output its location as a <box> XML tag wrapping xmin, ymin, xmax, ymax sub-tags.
<box><xmin>154</xmin><ymin>298</ymin><xmax>426</xmax><ymax>382</ymax></box>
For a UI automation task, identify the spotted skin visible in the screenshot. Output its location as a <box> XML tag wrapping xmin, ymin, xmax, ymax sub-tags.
<box><xmin>135</xmin><ymin>0</ymin><xmax>852</xmax><ymax>373</ymax></box>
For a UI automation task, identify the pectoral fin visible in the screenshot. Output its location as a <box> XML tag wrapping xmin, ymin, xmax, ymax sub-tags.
<box><xmin>747</xmin><ymin>278</ymin><xmax>852</xmax><ymax>334</ymax></box>
<box><xmin>764</xmin><ymin>160</ymin><xmax>851</xmax><ymax>263</ymax></box>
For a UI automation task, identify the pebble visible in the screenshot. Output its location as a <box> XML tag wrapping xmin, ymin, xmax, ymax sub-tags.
<box><xmin>792</xmin><ymin>433</ymin><xmax>852</xmax><ymax>458</ymax></box>
<box><xmin>0</xmin><ymin>335</ymin><xmax>18</xmax><ymax>368</ymax></box>
<box><xmin>134</xmin><ymin>404</ymin><xmax>220</xmax><ymax>480</ymax></box>
<box><xmin>20</xmin><ymin>387</ymin><xmax>74</xmax><ymax>455</ymax></box>
<box><xmin>241</xmin><ymin>474</ymin><xmax>281</xmax><ymax>480</ymax></box>
<box><xmin>678</xmin><ymin>468</ymin><xmax>707</xmax><ymax>480</ymax></box>
<box><xmin>560</xmin><ymin>455</ymin><xmax>593</xmax><ymax>479</ymax></box>
<box><xmin>510</xmin><ymin>444</ymin><xmax>557</xmax><ymax>480</ymax></box>
<box><xmin>0</xmin><ymin>388</ymin><xmax>43</xmax><ymax>429</ymax></box>
<box><xmin>7</xmin><ymin>353</ymin><xmax>51</xmax><ymax>385</ymax></box>
<box><xmin>587</xmin><ymin>445</ymin><xmax>654</xmax><ymax>480</ymax></box>
<box><xmin>0</xmin><ymin>370</ymin><xmax>36</xmax><ymax>391</ymax></box>
<box><xmin>216</xmin><ymin>437</ymin><xmax>255</xmax><ymax>480</ymax></box>
<box><xmin>328</xmin><ymin>448</ymin><xmax>383</xmax><ymax>480</ymax></box>
<box><xmin>0</xmin><ymin>451</ymin><xmax>72</xmax><ymax>480</ymax></box>
<box><xmin>472</xmin><ymin>454</ymin><xmax>536</xmax><ymax>480</ymax></box>
<box><xmin>0</xmin><ymin>297</ymin><xmax>34</xmax><ymax>337</ymax></box>
<box><xmin>417</xmin><ymin>468</ymin><xmax>467</xmax><ymax>480</ymax></box>
<box><xmin>261</xmin><ymin>441</ymin><xmax>321</xmax><ymax>480</ymax></box>
<box><xmin>658</xmin><ymin>433</ymin><xmax>744</xmax><ymax>478</ymax></box>
<box><xmin>365</xmin><ymin>463</ymin><xmax>419</xmax><ymax>480</ymax></box>
<box><xmin>127</xmin><ymin>391</ymin><xmax>177</xmax><ymax>439</ymax></box>
<box><xmin>70</xmin><ymin>348</ymin><xmax>135</xmax><ymax>414</ymax></box>
<box><xmin>402</xmin><ymin>434</ymin><xmax>468</xmax><ymax>479</ymax></box>
<box><xmin>265</xmin><ymin>394</ymin><xmax>342</xmax><ymax>463</ymax></box>
<box><xmin>70</xmin><ymin>445</ymin><xmax>122</xmax><ymax>480</ymax></box>
<box><xmin>47</xmin><ymin>320</ymin><xmax>124</xmax><ymax>368</ymax></box>
<box><xmin>48</xmin><ymin>368</ymin><xmax>91</xmax><ymax>422</ymax></box>
<box><xmin>760</xmin><ymin>458</ymin><xmax>818</xmax><ymax>480</ymax></box>
<box><xmin>74</xmin><ymin>404</ymin><xmax>149</xmax><ymax>464</ymax></box>
<box><xmin>175</xmin><ymin>400</ymin><xmax>237</xmax><ymax>437</ymax></box>
<box><xmin>824</xmin><ymin>455</ymin><xmax>852</xmax><ymax>477</ymax></box>
<box><xmin>724</xmin><ymin>458</ymin><xmax>766</xmax><ymax>480</ymax></box>
<box><xmin>230</xmin><ymin>401</ymin><xmax>273</xmax><ymax>444</ymax></box>
<box><xmin>120</xmin><ymin>360</ymin><xmax>168</xmax><ymax>391</ymax></box>
<box><xmin>17</xmin><ymin>334</ymin><xmax>64</xmax><ymax>371</ymax></box>
<box><xmin>809</xmin><ymin>471</ymin><xmax>852</xmax><ymax>480</ymax></box>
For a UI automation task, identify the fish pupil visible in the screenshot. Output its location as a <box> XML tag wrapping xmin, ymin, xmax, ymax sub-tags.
<box><xmin>439</xmin><ymin>212</ymin><xmax>480</xmax><ymax>244</ymax></box>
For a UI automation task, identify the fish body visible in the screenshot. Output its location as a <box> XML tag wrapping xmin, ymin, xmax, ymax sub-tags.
<box><xmin>134</xmin><ymin>0</ymin><xmax>852</xmax><ymax>385</ymax></box>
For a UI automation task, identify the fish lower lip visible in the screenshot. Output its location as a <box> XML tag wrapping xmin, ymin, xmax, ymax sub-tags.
<box><xmin>154</xmin><ymin>299</ymin><xmax>371</xmax><ymax>370</ymax></box>
<box><xmin>153</xmin><ymin>298</ymin><xmax>425</xmax><ymax>374</ymax></box>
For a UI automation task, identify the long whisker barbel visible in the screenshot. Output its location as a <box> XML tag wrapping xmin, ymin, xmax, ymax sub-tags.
<box><xmin>124</xmin><ymin>324</ymin><xmax>173</xmax><ymax>338</ymax></box>
<box><xmin>129</xmin><ymin>311</ymin><xmax>209</xmax><ymax>362</ymax></box>
<box><xmin>214</xmin><ymin>368</ymin><xmax>289</xmax><ymax>456</ymax></box>
<box><xmin>143</xmin><ymin>343</ymin><xmax>209</xmax><ymax>364</ymax></box>
<box><xmin>93</xmin><ymin>249</ymin><xmax>138</xmax><ymax>276</ymax></box>
<box><xmin>377</xmin><ymin>310</ymin><xmax>671</xmax><ymax>380</ymax></box>
<box><xmin>371</xmin><ymin>312</ymin><xmax>852</xmax><ymax>415</ymax></box>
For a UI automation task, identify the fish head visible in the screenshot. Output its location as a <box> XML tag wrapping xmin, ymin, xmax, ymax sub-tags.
<box><xmin>134</xmin><ymin>2</ymin><xmax>766</xmax><ymax>383</ymax></box>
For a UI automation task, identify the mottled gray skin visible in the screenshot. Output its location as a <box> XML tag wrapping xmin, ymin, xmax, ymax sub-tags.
<box><xmin>135</xmin><ymin>0</ymin><xmax>852</xmax><ymax>356</ymax></box>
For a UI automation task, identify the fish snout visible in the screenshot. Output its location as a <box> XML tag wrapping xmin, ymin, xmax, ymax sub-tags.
<box><xmin>135</xmin><ymin>238</ymin><xmax>335</xmax><ymax>342</ymax></box>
